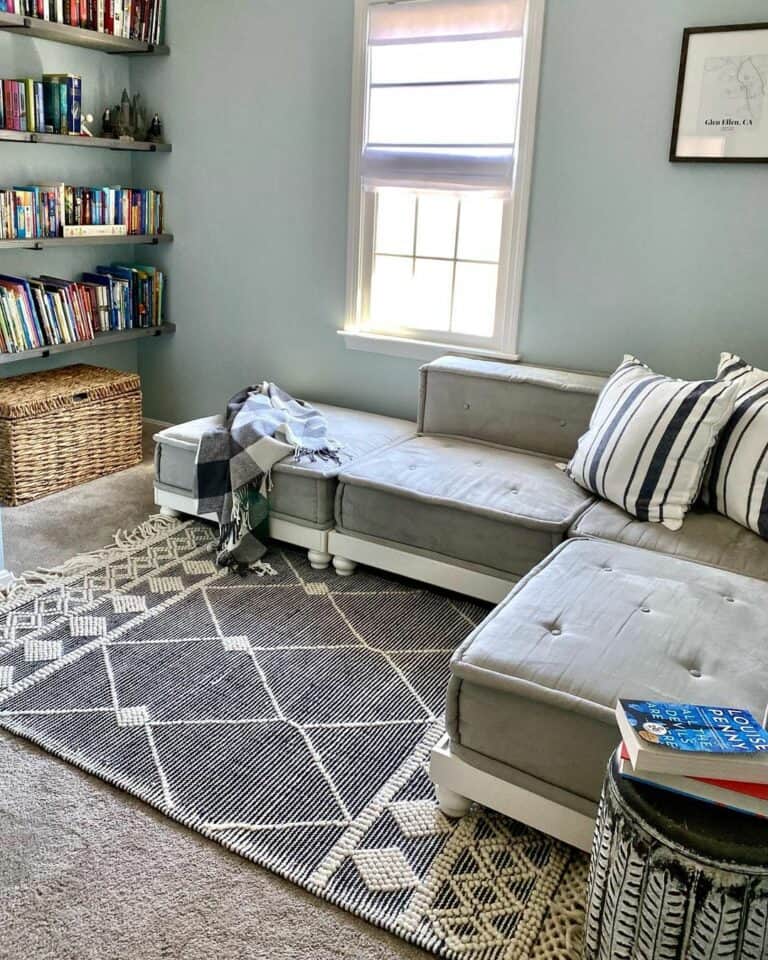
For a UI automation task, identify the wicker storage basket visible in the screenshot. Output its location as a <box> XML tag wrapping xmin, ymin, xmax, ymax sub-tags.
<box><xmin>0</xmin><ymin>364</ymin><xmax>142</xmax><ymax>506</ymax></box>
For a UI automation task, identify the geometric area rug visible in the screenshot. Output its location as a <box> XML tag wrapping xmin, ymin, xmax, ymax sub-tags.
<box><xmin>0</xmin><ymin>517</ymin><xmax>587</xmax><ymax>960</ymax></box>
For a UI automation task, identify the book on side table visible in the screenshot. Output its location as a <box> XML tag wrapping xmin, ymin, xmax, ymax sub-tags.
<box><xmin>615</xmin><ymin>699</ymin><xmax>768</xmax><ymax>819</ymax></box>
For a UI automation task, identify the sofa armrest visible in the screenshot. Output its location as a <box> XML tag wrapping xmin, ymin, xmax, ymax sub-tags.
<box><xmin>418</xmin><ymin>356</ymin><xmax>605</xmax><ymax>460</ymax></box>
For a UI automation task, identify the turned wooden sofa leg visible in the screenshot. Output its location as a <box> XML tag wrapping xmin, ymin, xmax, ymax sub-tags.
<box><xmin>436</xmin><ymin>785</ymin><xmax>472</xmax><ymax>818</ymax></box>
<box><xmin>333</xmin><ymin>556</ymin><xmax>357</xmax><ymax>577</ymax></box>
<box><xmin>308</xmin><ymin>550</ymin><xmax>332</xmax><ymax>571</ymax></box>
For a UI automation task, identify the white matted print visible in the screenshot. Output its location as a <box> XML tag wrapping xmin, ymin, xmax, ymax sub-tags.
<box><xmin>671</xmin><ymin>24</ymin><xmax>768</xmax><ymax>161</ymax></box>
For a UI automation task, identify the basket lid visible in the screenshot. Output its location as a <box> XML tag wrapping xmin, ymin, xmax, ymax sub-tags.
<box><xmin>0</xmin><ymin>364</ymin><xmax>142</xmax><ymax>420</ymax></box>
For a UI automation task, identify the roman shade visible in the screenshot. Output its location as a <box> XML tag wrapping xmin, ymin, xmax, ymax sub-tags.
<box><xmin>361</xmin><ymin>0</ymin><xmax>526</xmax><ymax>194</ymax></box>
<box><xmin>368</xmin><ymin>0</ymin><xmax>525</xmax><ymax>44</ymax></box>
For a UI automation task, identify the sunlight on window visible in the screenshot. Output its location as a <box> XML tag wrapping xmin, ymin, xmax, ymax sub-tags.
<box><xmin>371</xmin><ymin>38</ymin><xmax>522</xmax><ymax>85</ymax></box>
<box><xmin>369</xmin><ymin>190</ymin><xmax>504</xmax><ymax>337</ymax></box>
<box><xmin>368</xmin><ymin>84</ymin><xmax>519</xmax><ymax>146</ymax></box>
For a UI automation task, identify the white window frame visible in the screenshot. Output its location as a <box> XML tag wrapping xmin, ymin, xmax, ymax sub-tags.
<box><xmin>341</xmin><ymin>0</ymin><xmax>546</xmax><ymax>363</ymax></box>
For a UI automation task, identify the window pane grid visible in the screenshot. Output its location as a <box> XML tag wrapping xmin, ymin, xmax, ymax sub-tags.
<box><xmin>369</xmin><ymin>191</ymin><xmax>503</xmax><ymax>339</ymax></box>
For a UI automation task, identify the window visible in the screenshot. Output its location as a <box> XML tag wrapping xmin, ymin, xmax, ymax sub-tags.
<box><xmin>344</xmin><ymin>0</ymin><xmax>545</xmax><ymax>360</ymax></box>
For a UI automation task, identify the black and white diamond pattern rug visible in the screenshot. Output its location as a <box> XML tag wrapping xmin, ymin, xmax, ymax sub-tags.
<box><xmin>0</xmin><ymin>517</ymin><xmax>586</xmax><ymax>960</ymax></box>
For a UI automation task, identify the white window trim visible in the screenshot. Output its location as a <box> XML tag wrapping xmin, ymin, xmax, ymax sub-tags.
<box><xmin>342</xmin><ymin>0</ymin><xmax>546</xmax><ymax>363</ymax></box>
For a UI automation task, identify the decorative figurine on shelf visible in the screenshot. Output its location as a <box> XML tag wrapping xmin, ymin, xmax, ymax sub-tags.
<box><xmin>101</xmin><ymin>107</ymin><xmax>114</xmax><ymax>138</ymax></box>
<box><xmin>80</xmin><ymin>113</ymin><xmax>95</xmax><ymax>138</ymax></box>
<box><xmin>146</xmin><ymin>113</ymin><xmax>164</xmax><ymax>144</ymax></box>
<box><xmin>131</xmin><ymin>93</ymin><xmax>147</xmax><ymax>143</ymax></box>
<box><xmin>116</xmin><ymin>88</ymin><xmax>133</xmax><ymax>140</ymax></box>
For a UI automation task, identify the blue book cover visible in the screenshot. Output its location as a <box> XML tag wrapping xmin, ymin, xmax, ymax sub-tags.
<box><xmin>620</xmin><ymin>700</ymin><xmax>768</xmax><ymax>755</ymax></box>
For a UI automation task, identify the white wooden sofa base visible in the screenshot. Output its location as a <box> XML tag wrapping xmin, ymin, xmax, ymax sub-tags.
<box><xmin>0</xmin><ymin>569</ymin><xmax>14</xmax><ymax>591</ymax></box>
<box><xmin>429</xmin><ymin>735</ymin><xmax>596</xmax><ymax>853</ymax></box>
<box><xmin>154</xmin><ymin>488</ymin><xmax>333</xmax><ymax>570</ymax></box>
<box><xmin>327</xmin><ymin>530</ymin><xmax>514</xmax><ymax>604</ymax></box>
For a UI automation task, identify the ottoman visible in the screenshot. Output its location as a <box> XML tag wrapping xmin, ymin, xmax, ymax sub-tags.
<box><xmin>154</xmin><ymin>404</ymin><xmax>415</xmax><ymax>570</ymax></box>
<box><xmin>584</xmin><ymin>752</ymin><xmax>768</xmax><ymax>959</ymax></box>
<box><xmin>432</xmin><ymin>537</ymin><xmax>768</xmax><ymax>849</ymax></box>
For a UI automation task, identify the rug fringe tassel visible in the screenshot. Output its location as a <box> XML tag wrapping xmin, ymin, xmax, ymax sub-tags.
<box><xmin>0</xmin><ymin>513</ymin><xmax>186</xmax><ymax>609</ymax></box>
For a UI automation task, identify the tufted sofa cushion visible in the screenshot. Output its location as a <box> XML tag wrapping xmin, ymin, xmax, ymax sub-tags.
<box><xmin>570</xmin><ymin>499</ymin><xmax>768</xmax><ymax>582</ymax></box>
<box><xmin>446</xmin><ymin>538</ymin><xmax>768</xmax><ymax>803</ymax></box>
<box><xmin>335</xmin><ymin>435</ymin><xmax>594</xmax><ymax>578</ymax></box>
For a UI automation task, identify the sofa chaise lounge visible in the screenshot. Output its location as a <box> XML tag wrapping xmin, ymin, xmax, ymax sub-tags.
<box><xmin>154</xmin><ymin>356</ymin><xmax>768</xmax><ymax>852</ymax></box>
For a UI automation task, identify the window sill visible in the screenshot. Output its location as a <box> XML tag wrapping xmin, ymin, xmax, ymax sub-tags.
<box><xmin>339</xmin><ymin>329</ymin><xmax>521</xmax><ymax>364</ymax></box>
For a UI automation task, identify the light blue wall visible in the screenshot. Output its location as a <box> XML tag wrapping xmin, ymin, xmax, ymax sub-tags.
<box><xmin>132</xmin><ymin>0</ymin><xmax>768</xmax><ymax>424</ymax></box>
<box><xmin>520</xmin><ymin>0</ymin><xmax>768</xmax><ymax>378</ymax></box>
<box><xmin>0</xmin><ymin>34</ymin><xmax>141</xmax><ymax>379</ymax></box>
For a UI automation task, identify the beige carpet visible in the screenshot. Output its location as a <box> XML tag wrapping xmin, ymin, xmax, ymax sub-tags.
<box><xmin>0</xmin><ymin>434</ymin><xmax>585</xmax><ymax>960</ymax></box>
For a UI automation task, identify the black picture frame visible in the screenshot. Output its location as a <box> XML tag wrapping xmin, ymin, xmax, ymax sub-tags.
<box><xmin>670</xmin><ymin>22</ymin><xmax>768</xmax><ymax>163</ymax></box>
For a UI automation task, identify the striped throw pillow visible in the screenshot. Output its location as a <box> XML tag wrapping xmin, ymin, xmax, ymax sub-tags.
<box><xmin>706</xmin><ymin>353</ymin><xmax>768</xmax><ymax>538</ymax></box>
<box><xmin>567</xmin><ymin>356</ymin><xmax>737</xmax><ymax>530</ymax></box>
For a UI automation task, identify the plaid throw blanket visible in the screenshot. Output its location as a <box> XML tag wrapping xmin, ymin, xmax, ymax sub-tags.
<box><xmin>195</xmin><ymin>383</ymin><xmax>341</xmax><ymax>573</ymax></box>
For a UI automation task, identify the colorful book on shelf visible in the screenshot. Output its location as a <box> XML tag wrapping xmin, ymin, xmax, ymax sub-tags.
<box><xmin>616</xmin><ymin>700</ymin><xmax>768</xmax><ymax>783</ymax></box>
<box><xmin>618</xmin><ymin>743</ymin><xmax>768</xmax><ymax>819</ymax></box>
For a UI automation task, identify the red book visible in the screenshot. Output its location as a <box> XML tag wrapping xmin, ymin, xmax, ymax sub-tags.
<box><xmin>619</xmin><ymin>742</ymin><xmax>768</xmax><ymax>817</ymax></box>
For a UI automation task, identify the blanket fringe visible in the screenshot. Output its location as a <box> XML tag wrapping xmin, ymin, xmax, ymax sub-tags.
<box><xmin>0</xmin><ymin>513</ymin><xmax>186</xmax><ymax>611</ymax></box>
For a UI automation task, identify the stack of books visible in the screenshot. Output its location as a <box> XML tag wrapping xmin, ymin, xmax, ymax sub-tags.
<box><xmin>0</xmin><ymin>184</ymin><xmax>164</xmax><ymax>239</ymax></box>
<box><xmin>0</xmin><ymin>263</ymin><xmax>165</xmax><ymax>353</ymax></box>
<box><xmin>0</xmin><ymin>2</ymin><xmax>165</xmax><ymax>45</ymax></box>
<box><xmin>1</xmin><ymin>74</ymin><xmax>81</xmax><ymax>134</ymax></box>
<box><xmin>616</xmin><ymin>700</ymin><xmax>768</xmax><ymax>818</ymax></box>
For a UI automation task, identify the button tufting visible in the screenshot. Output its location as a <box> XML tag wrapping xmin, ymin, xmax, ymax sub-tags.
<box><xmin>689</xmin><ymin>668</ymin><xmax>702</xmax><ymax>678</ymax></box>
<box><xmin>464</xmin><ymin>403</ymin><xmax>471</xmax><ymax>410</ymax></box>
<box><xmin>724</xmin><ymin>596</ymin><xmax>735</xmax><ymax>603</ymax></box>
<box><xmin>551</xmin><ymin>627</ymin><xmax>561</xmax><ymax>636</ymax></box>
<box><xmin>640</xmin><ymin>607</ymin><xmax>651</xmax><ymax>614</ymax></box>
<box><xmin>560</xmin><ymin>420</ymin><xmax>568</xmax><ymax>428</ymax></box>
<box><xmin>603</xmin><ymin>565</ymin><xmax>612</xmax><ymax>572</ymax></box>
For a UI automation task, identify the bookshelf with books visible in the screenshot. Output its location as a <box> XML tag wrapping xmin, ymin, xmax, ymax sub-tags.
<box><xmin>0</xmin><ymin>0</ymin><xmax>173</xmax><ymax>365</ymax></box>
<box><xmin>0</xmin><ymin>2</ymin><xmax>168</xmax><ymax>55</ymax></box>
<box><xmin>0</xmin><ymin>67</ymin><xmax>172</xmax><ymax>150</ymax></box>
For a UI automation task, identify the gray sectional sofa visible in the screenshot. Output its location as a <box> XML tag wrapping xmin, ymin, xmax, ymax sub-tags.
<box><xmin>154</xmin><ymin>355</ymin><xmax>768</xmax><ymax>852</ymax></box>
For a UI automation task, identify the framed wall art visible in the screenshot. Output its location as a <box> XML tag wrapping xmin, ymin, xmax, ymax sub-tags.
<box><xmin>670</xmin><ymin>23</ymin><xmax>768</xmax><ymax>162</ymax></box>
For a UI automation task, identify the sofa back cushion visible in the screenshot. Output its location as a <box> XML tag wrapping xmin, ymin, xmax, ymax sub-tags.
<box><xmin>567</xmin><ymin>356</ymin><xmax>737</xmax><ymax>531</ymax></box>
<box><xmin>706</xmin><ymin>353</ymin><xmax>768</xmax><ymax>538</ymax></box>
<box><xmin>418</xmin><ymin>356</ymin><xmax>605</xmax><ymax>460</ymax></box>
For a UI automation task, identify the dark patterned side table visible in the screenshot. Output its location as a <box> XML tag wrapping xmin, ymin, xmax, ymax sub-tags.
<box><xmin>584</xmin><ymin>751</ymin><xmax>768</xmax><ymax>960</ymax></box>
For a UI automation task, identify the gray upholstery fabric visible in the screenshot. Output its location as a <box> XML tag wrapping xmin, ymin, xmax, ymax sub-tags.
<box><xmin>335</xmin><ymin>436</ymin><xmax>594</xmax><ymax>576</ymax></box>
<box><xmin>447</xmin><ymin>538</ymin><xmax>768</xmax><ymax>803</ymax></box>
<box><xmin>418</xmin><ymin>356</ymin><xmax>605</xmax><ymax>459</ymax></box>
<box><xmin>154</xmin><ymin>406</ymin><xmax>415</xmax><ymax>528</ymax></box>
<box><xmin>571</xmin><ymin>500</ymin><xmax>768</xmax><ymax>582</ymax></box>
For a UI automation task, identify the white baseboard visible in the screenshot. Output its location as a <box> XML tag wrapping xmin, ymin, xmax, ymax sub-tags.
<box><xmin>429</xmin><ymin>735</ymin><xmax>596</xmax><ymax>852</ymax></box>
<box><xmin>143</xmin><ymin>417</ymin><xmax>175</xmax><ymax>433</ymax></box>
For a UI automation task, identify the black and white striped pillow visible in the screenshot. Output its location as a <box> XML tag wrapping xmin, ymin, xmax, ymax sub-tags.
<box><xmin>706</xmin><ymin>353</ymin><xmax>768</xmax><ymax>538</ymax></box>
<box><xmin>568</xmin><ymin>356</ymin><xmax>737</xmax><ymax>530</ymax></box>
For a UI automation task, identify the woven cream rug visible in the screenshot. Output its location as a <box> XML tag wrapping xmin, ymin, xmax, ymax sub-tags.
<box><xmin>0</xmin><ymin>517</ymin><xmax>587</xmax><ymax>959</ymax></box>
